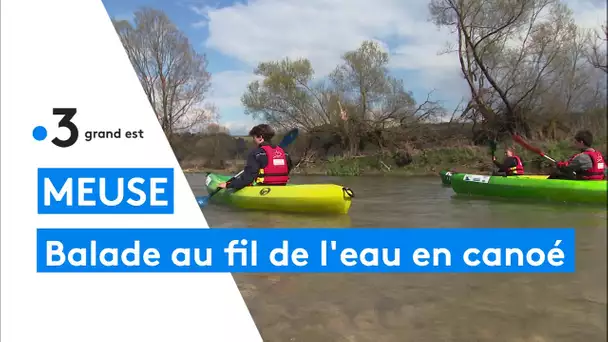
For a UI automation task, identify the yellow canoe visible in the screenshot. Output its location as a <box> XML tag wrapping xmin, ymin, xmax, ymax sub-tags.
<box><xmin>204</xmin><ymin>173</ymin><xmax>354</xmax><ymax>215</ymax></box>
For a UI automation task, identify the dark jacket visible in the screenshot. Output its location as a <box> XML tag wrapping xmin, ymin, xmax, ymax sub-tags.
<box><xmin>550</xmin><ymin>148</ymin><xmax>597</xmax><ymax>180</ymax></box>
<box><xmin>560</xmin><ymin>148</ymin><xmax>595</xmax><ymax>174</ymax></box>
<box><xmin>493</xmin><ymin>156</ymin><xmax>519</xmax><ymax>173</ymax></box>
<box><xmin>227</xmin><ymin>142</ymin><xmax>293</xmax><ymax>190</ymax></box>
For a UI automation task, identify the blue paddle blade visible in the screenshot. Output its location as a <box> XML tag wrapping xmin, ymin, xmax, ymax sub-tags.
<box><xmin>196</xmin><ymin>196</ymin><xmax>210</xmax><ymax>207</ymax></box>
<box><xmin>279</xmin><ymin>128</ymin><xmax>299</xmax><ymax>148</ymax></box>
<box><xmin>197</xmin><ymin>187</ymin><xmax>222</xmax><ymax>208</ymax></box>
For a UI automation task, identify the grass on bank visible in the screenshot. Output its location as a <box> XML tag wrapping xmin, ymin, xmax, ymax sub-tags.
<box><xmin>313</xmin><ymin>138</ymin><xmax>608</xmax><ymax>177</ymax></box>
<box><xmin>181</xmin><ymin>138</ymin><xmax>607</xmax><ymax>177</ymax></box>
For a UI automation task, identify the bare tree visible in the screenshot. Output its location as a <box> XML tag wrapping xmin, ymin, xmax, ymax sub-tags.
<box><xmin>112</xmin><ymin>8</ymin><xmax>214</xmax><ymax>141</ymax></box>
<box><xmin>203</xmin><ymin>122</ymin><xmax>230</xmax><ymax>135</ymax></box>
<box><xmin>585</xmin><ymin>24</ymin><xmax>608</xmax><ymax>73</ymax></box>
<box><xmin>429</xmin><ymin>0</ymin><xmax>581</xmax><ymax>137</ymax></box>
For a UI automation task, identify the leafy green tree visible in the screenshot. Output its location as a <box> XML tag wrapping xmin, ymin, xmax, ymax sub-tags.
<box><xmin>242</xmin><ymin>40</ymin><xmax>443</xmax><ymax>155</ymax></box>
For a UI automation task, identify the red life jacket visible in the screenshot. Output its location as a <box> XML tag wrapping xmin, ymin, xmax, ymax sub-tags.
<box><xmin>506</xmin><ymin>155</ymin><xmax>525</xmax><ymax>175</ymax></box>
<box><xmin>255</xmin><ymin>145</ymin><xmax>289</xmax><ymax>185</ymax></box>
<box><xmin>566</xmin><ymin>149</ymin><xmax>606</xmax><ymax>180</ymax></box>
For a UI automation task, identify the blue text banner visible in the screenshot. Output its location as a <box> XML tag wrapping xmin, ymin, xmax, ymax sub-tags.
<box><xmin>37</xmin><ymin>228</ymin><xmax>575</xmax><ymax>273</ymax></box>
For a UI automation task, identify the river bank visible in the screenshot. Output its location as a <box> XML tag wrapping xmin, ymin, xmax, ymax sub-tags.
<box><xmin>181</xmin><ymin>163</ymin><xmax>483</xmax><ymax>177</ymax></box>
<box><xmin>181</xmin><ymin>139</ymin><xmax>607</xmax><ymax>177</ymax></box>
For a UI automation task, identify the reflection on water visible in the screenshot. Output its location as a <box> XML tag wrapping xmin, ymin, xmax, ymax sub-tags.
<box><xmin>186</xmin><ymin>173</ymin><xmax>607</xmax><ymax>342</ymax></box>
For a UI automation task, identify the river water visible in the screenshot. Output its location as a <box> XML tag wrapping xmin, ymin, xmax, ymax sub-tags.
<box><xmin>186</xmin><ymin>173</ymin><xmax>607</xmax><ymax>342</ymax></box>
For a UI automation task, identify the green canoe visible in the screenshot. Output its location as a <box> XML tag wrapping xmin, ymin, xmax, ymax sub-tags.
<box><xmin>439</xmin><ymin>170</ymin><xmax>455</xmax><ymax>185</ymax></box>
<box><xmin>439</xmin><ymin>170</ymin><xmax>548</xmax><ymax>186</ymax></box>
<box><xmin>450</xmin><ymin>173</ymin><xmax>607</xmax><ymax>205</ymax></box>
<box><xmin>204</xmin><ymin>173</ymin><xmax>354</xmax><ymax>214</ymax></box>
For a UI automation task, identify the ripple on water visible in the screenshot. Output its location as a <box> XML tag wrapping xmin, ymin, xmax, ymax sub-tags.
<box><xmin>187</xmin><ymin>173</ymin><xmax>607</xmax><ymax>342</ymax></box>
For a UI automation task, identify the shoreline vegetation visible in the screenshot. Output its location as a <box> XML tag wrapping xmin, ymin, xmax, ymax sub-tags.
<box><xmin>180</xmin><ymin>135</ymin><xmax>608</xmax><ymax>177</ymax></box>
<box><xmin>113</xmin><ymin>7</ymin><xmax>607</xmax><ymax>180</ymax></box>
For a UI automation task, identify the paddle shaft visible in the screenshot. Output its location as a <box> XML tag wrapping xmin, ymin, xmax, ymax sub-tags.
<box><xmin>540</xmin><ymin>154</ymin><xmax>557</xmax><ymax>163</ymax></box>
<box><xmin>488</xmin><ymin>140</ymin><xmax>498</xmax><ymax>174</ymax></box>
<box><xmin>207</xmin><ymin>170</ymin><xmax>244</xmax><ymax>198</ymax></box>
<box><xmin>512</xmin><ymin>134</ymin><xmax>557</xmax><ymax>163</ymax></box>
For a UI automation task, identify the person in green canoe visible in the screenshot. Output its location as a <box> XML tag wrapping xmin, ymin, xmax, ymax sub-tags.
<box><xmin>492</xmin><ymin>146</ymin><xmax>525</xmax><ymax>176</ymax></box>
<box><xmin>548</xmin><ymin>130</ymin><xmax>606</xmax><ymax>180</ymax></box>
<box><xmin>216</xmin><ymin>124</ymin><xmax>294</xmax><ymax>190</ymax></box>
